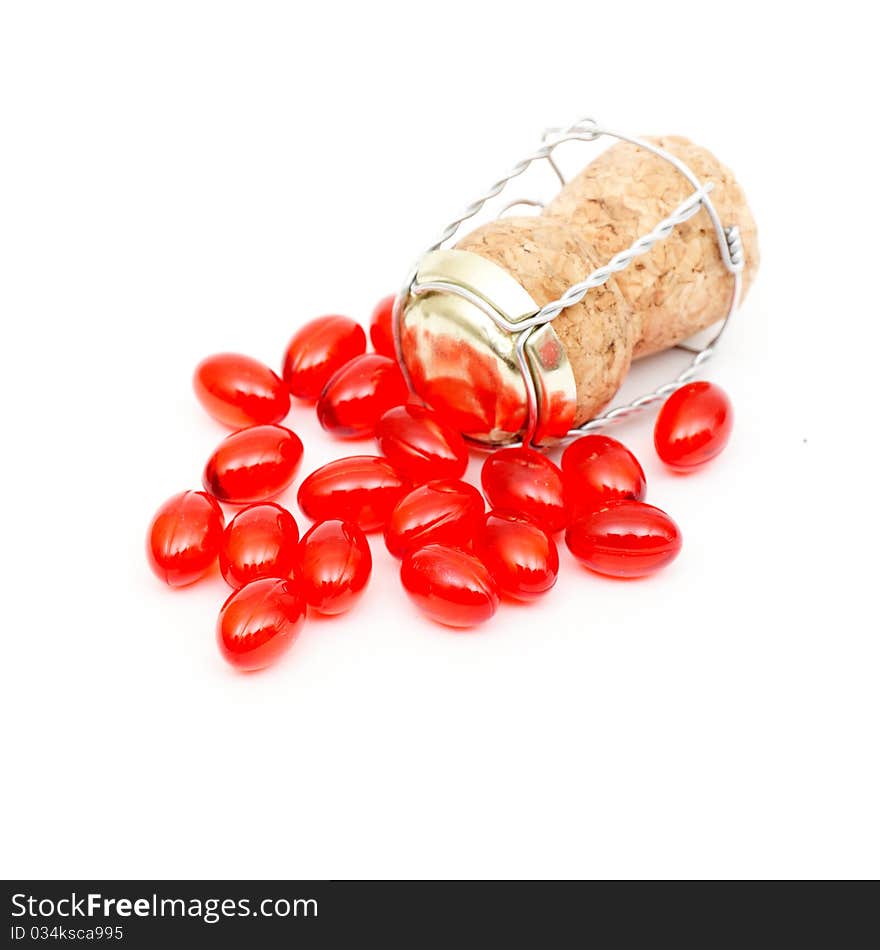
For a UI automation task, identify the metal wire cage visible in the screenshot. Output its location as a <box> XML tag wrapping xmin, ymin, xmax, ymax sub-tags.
<box><xmin>392</xmin><ymin>117</ymin><xmax>745</xmax><ymax>450</ymax></box>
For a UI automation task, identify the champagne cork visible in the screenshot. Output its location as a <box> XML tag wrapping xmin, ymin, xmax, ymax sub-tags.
<box><xmin>399</xmin><ymin>133</ymin><xmax>759</xmax><ymax>443</ymax></box>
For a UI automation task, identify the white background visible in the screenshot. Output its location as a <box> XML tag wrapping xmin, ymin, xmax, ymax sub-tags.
<box><xmin>1</xmin><ymin>1</ymin><xmax>878</xmax><ymax>880</ymax></box>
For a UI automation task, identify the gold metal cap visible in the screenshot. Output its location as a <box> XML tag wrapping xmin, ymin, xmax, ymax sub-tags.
<box><xmin>398</xmin><ymin>249</ymin><xmax>576</xmax><ymax>447</ymax></box>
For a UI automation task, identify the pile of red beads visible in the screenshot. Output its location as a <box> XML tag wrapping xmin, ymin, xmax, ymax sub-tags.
<box><xmin>147</xmin><ymin>294</ymin><xmax>734</xmax><ymax>671</ymax></box>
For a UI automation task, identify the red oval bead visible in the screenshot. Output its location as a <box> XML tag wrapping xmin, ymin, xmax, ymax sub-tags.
<box><xmin>654</xmin><ymin>381</ymin><xmax>733</xmax><ymax>471</ymax></box>
<box><xmin>384</xmin><ymin>479</ymin><xmax>484</xmax><ymax>558</ymax></box>
<box><xmin>475</xmin><ymin>511</ymin><xmax>559</xmax><ymax>601</ymax></box>
<box><xmin>217</xmin><ymin>577</ymin><xmax>306</xmax><ymax>671</ymax></box>
<box><xmin>565</xmin><ymin>500</ymin><xmax>682</xmax><ymax>578</ymax></box>
<box><xmin>317</xmin><ymin>354</ymin><xmax>409</xmax><ymax>438</ymax></box>
<box><xmin>561</xmin><ymin>434</ymin><xmax>646</xmax><ymax>517</ymax></box>
<box><xmin>298</xmin><ymin>519</ymin><xmax>372</xmax><ymax>615</ymax></box>
<box><xmin>400</xmin><ymin>544</ymin><xmax>499</xmax><ymax>628</ymax></box>
<box><xmin>369</xmin><ymin>294</ymin><xmax>397</xmax><ymax>359</ymax></box>
<box><xmin>203</xmin><ymin>424</ymin><xmax>304</xmax><ymax>504</ymax></box>
<box><xmin>481</xmin><ymin>447</ymin><xmax>568</xmax><ymax>533</ymax></box>
<box><xmin>376</xmin><ymin>404</ymin><xmax>469</xmax><ymax>484</ymax></box>
<box><xmin>219</xmin><ymin>502</ymin><xmax>300</xmax><ymax>589</ymax></box>
<box><xmin>146</xmin><ymin>490</ymin><xmax>225</xmax><ymax>587</ymax></box>
<box><xmin>193</xmin><ymin>353</ymin><xmax>290</xmax><ymax>428</ymax></box>
<box><xmin>297</xmin><ymin>456</ymin><xmax>410</xmax><ymax>532</ymax></box>
<box><xmin>282</xmin><ymin>315</ymin><xmax>367</xmax><ymax>401</ymax></box>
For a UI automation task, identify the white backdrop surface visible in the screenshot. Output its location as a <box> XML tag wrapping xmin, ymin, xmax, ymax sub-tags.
<box><xmin>1</xmin><ymin>1</ymin><xmax>877</xmax><ymax>879</ymax></box>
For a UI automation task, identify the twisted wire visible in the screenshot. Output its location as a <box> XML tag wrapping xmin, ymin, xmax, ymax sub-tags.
<box><xmin>725</xmin><ymin>226</ymin><xmax>743</xmax><ymax>268</ymax></box>
<box><xmin>532</xmin><ymin>185</ymin><xmax>713</xmax><ymax>325</ymax></box>
<box><xmin>574</xmin><ymin>348</ymin><xmax>715</xmax><ymax>434</ymax></box>
<box><xmin>427</xmin><ymin>118</ymin><xmax>599</xmax><ymax>253</ymax></box>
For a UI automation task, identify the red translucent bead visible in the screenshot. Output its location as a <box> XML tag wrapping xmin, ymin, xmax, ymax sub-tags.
<box><xmin>317</xmin><ymin>354</ymin><xmax>409</xmax><ymax>438</ymax></box>
<box><xmin>565</xmin><ymin>500</ymin><xmax>682</xmax><ymax>578</ymax></box>
<box><xmin>654</xmin><ymin>381</ymin><xmax>733</xmax><ymax>471</ymax></box>
<box><xmin>146</xmin><ymin>490</ymin><xmax>225</xmax><ymax>587</ymax></box>
<box><xmin>282</xmin><ymin>315</ymin><xmax>367</xmax><ymax>401</ymax></box>
<box><xmin>217</xmin><ymin>577</ymin><xmax>306</xmax><ymax>671</ymax></box>
<box><xmin>298</xmin><ymin>519</ymin><xmax>372</xmax><ymax>615</ymax></box>
<box><xmin>475</xmin><ymin>511</ymin><xmax>559</xmax><ymax>601</ymax></box>
<box><xmin>219</xmin><ymin>502</ymin><xmax>300</xmax><ymax>589</ymax></box>
<box><xmin>481</xmin><ymin>447</ymin><xmax>568</xmax><ymax>534</ymax></box>
<box><xmin>369</xmin><ymin>294</ymin><xmax>397</xmax><ymax>359</ymax></box>
<box><xmin>375</xmin><ymin>404</ymin><xmax>469</xmax><ymax>484</ymax></box>
<box><xmin>561</xmin><ymin>434</ymin><xmax>646</xmax><ymax>517</ymax></box>
<box><xmin>400</xmin><ymin>544</ymin><xmax>499</xmax><ymax>628</ymax></box>
<box><xmin>297</xmin><ymin>456</ymin><xmax>410</xmax><ymax>532</ymax></box>
<box><xmin>193</xmin><ymin>353</ymin><xmax>290</xmax><ymax>428</ymax></box>
<box><xmin>203</xmin><ymin>424</ymin><xmax>304</xmax><ymax>504</ymax></box>
<box><xmin>384</xmin><ymin>479</ymin><xmax>484</xmax><ymax>559</ymax></box>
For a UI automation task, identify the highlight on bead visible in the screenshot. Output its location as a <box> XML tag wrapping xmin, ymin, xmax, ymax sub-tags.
<box><xmin>298</xmin><ymin>519</ymin><xmax>372</xmax><ymax>616</ymax></box>
<box><xmin>219</xmin><ymin>502</ymin><xmax>300</xmax><ymax>589</ymax></box>
<box><xmin>562</xmin><ymin>434</ymin><xmax>646</xmax><ymax>518</ymax></box>
<box><xmin>481</xmin><ymin>447</ymin><xmax>568</xmax><ymax>534</ymax></box>
<box><xmin>194</xmin><ymin>353</ymin><xmax>290</xmax><ymax>428</ymax></box>
<box><xmin>400</xmin><ymin>544</ymin><xmax>499</xmax><ymax>629</ymax></box>
<box><xmin>317</xmin><ymin>354</ymin><xmax>409</xmax><ymax>438</ymax></box>
<box><xmin>217</xmin><ymin>577</ymin><xmax>307</xmax><ymax>671</ymax></box>
<box><xmin>384</xmin><ymin>479</ymin><xmax>484</xmax><ymax>559</ymax></box>
<box><xmin>654</xmin><ymin>381</ymin><xmax>733</xmax><ymax>471</ymax></box>
<box><xmin>282</xmin><ymin>315</ymin><xmax>366</xmax><ymax>402</ymax></box>
<box><xmin>203</xmin><ymin>424</ymin><xmax>304</xmax><ymax>505</ymax></box>
<box><xmin>475</xmin><ymin>510</ymin><xmax>559</xmax><ymax>602</ymax></box>
<box><xmin>376</xmin><ymin>404</ymin><xmax>469</xmax><ymax>484</ymax></box>
<box><xmin>147</xmin><ymin>490</ymin><xmax>225</xmax><ymax>588</ymax></box>
<box><xmin>297</xmin><ymin>456</ymin><xmax>410</xmax><ymax>532</ymax></box>
<box><xmin>565</xmin><ymin>500</ymin><xmax>682</xmax><ymax>578</ymax></box>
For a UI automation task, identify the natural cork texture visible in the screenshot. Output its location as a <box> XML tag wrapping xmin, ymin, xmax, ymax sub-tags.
<box><xmin>455</xmin><ymin>136</ymin><xmax>759</xmax><ymax>424</ymax></box>
<box><xmin>456</xmin><ymin>217</ymin><xmax>635</xmax><ymax>427</ymax></box>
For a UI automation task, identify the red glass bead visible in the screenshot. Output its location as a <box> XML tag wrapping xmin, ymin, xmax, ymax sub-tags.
<box><xmin>400</xmin><ymin>544</ymin><xmax>499</xmax><ymax>628</ymax></box>
<box><xmin>375</xmin><ymin>404</ymin><xmax>469</xmax><ymax>484</ymax></box>
<box><xmin>297</xmin><ymin>456</ymin><xmax>410</xmax><ymax>532</ymax></box>
<box><xmin>654</xmin><ymin>381</ymin><xmax>733</xmax><ymax>471</ymax></box>
<box><xmin>298</xmin><ymin>519</ymin><xmax>372</xmax><ymax>615</ymax></box>
<box><xmin>565</xmin><ymin>500</ymin><xmax>682</xmax><ymax>578</ymax></box>
<box><xmin>561</xmin><ymin>434</ymin><xmax>646</xmax><ymax>517</ymax></box>
<box><xmin>193</xmin><ymin>353</ymin><xmax>290</xmax><ymax>428</ymax></box>
<box><xmin>481</xmin><ymin>447</ymin><xmax>568</xmax><ymax>534</ymax></box>
<box><xmin>146</xmin><ymin>490</ymin><xmax>225</xmax><ymax>587</ymax></box>
<box><xmin>475</xmin><ymin>511</ymin><xmax>559</xmax><ymax>601</ymax></box>
<box><xmin>218</xmin><ymin>502</ymin><xmax>300</xmax><ymax>589</ymax></box>
<box><xmin>384</xmin><ymin>479</ymin><xmax>484</xmax><ymax>559</ymax></box>
<box><xmin>217</xmin><ymin>577</ymin><xmax>306</xmax><ymax>671</ymax></box>
<box><xmin>203</xmin><ymin>424</ymin><xmax>304</xmax><ymax>504</ymax></box>
<box><xmin>317</xmin><ymin>354</ymin><xmax>409</xmax><ymax>438</ymax></box>
<box><xmin>369</xmin><ymin>294</ymin><xmax>397</xmax><ymax>359</ymax></box>
<box><xmin>282</xmin><ymin>315</ymin><xmax>366</xmax><ymax>401</ymax></box>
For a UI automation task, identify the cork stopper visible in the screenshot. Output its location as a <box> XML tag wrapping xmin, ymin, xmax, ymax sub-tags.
<box><xmin>399</xmin><ymin>133</ymin><xmax>759</xmax><ymax>439</ymax></box>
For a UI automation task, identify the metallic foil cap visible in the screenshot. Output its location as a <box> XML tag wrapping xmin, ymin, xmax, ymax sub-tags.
<box><xmin>397</xmin><ymin>250</ymin><xmax>577</xmax><ymax>447</ymax></box>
